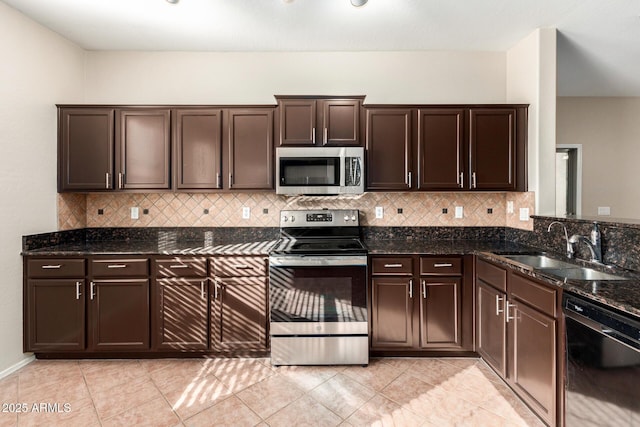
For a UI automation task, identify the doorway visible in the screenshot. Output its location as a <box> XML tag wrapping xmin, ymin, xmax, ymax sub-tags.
<box><xmin>556</xmin><ymin>145</ymin><xmax>582</xmax><ymax>216</ymax></box>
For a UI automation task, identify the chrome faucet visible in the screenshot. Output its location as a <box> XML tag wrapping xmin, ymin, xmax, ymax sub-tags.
<box><xmin>547</xmin><ymin>221</ymin><xmax>574</xmax><ymax>259</ymax></box>
<box><xmin>569</xmin><ymin>222</ymin><xmax>603</xmax><ymax>264</ymax></box>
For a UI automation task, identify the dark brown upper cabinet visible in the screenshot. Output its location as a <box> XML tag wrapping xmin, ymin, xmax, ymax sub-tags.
<box><xmin>366</xmin><ymin>105</ymin><xmax>527</xmax><ymax>192</ymax></box>
<box><xmin>365</xmin><ymin>108</ymin><xmax>414</xmax><ymax>190</ymax></box>
<box><xmin>276</xmin><ymin>97</ymin><xmax>363</xmax><ymax>146</ymax></box>
<box><xmin>173</xmin><ymin>109</ymin><xmax>223</xmax><ymax>190</ymax></box>
<box><xmin>227</xmin><ymin>108</ymin><xmax>274</xmax><ymax>190</ymax></box>
<box><xmin>116</xmin><ymin>109</ymin><xmax>171</xmax><ymax>190</ymax></box>
<box><xmin>58</xmin><ymin>108</ymin><xmax>115</xmax><ymax>192</ymax></box>
<box><xmin>417</xmin><ymin>108</ymin><xmax>466</xmax><ymax>190</ymax></box>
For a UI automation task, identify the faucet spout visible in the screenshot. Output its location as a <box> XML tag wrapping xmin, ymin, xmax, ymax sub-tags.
<box><xmin>547</xmin><ymin>221</ymin><xmax>574</xmax><ymax>259</ymax></box>
<box><xmin>568</xmin><ymin>223</ymin><xmax>604</xmax><ymax>264</ymax></box>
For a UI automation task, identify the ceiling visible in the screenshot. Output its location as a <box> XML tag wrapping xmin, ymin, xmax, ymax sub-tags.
<box><xmin>3</xmin><ymin>0</ymin><xmax>640</xmax><ymax>96</ymax></box>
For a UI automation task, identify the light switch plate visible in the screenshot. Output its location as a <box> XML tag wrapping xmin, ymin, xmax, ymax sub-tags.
<box><xmin>507</xmin><ymin>201</ymin><xmax>514</xmax><ymax>214</ymax></box>
<box><xmin>375</xmin><ymin>206</ymin><xmax>384</xmax><ymax>219</ymax></box>
<box><xmin>130</xmin><ymin>207</ymin><xmax>139</xmax><ymax>219</ymax></box>
<box><xmin>242</xmin><ymin>207</ymin><xmax>251</xmax><ymax>219</ymax></box>
<box><xmin>597</xmin><ymin>206</ymin><xmax>611</xmax><ymax>216</ymax></box>
<box><xmin>455</xmin><ymin>206</ymin><xmax>464</xmax><ymax>219</ymax></box>
<box><xmin>519</xmin><ymin>207</ymin><xmax>530</xmax><ymax>221</ymax></box>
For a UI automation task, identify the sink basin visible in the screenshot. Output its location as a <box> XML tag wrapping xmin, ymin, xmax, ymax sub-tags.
<box><xmin>502</xmin><ymin>255</ymin><xmax>576</xmax><ymax>270</ymax></box>
<box><xmin>541</xmin><ymin>268</ymin><xmax>629</xmax><ymax>281</ymax></box>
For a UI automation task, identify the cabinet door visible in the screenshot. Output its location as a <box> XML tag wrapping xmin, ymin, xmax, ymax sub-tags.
<box><xmin>154</xmin><ymin>278</ymin><xmax>208</xmax><ymax>350</ymax></box>
<box><xmin>417</xmin><ymin>108</ymin><xmax>466</xmax><ymax>190</ymax></box>
<box><xmin>26</xmin><ymin>279</ymin><xmax>85</xmax><ymax>351</ymax></box>
<box><xmin>228</xmin><ymin>109</ymin><xmax>274</xmax><ymax>190</ymax></box>
<box><xmin>419</xmin><ymin>278</ymin><xmax>462</xmax><ymax>349</ymax></box>
<box><xmin>174</xmin><ymin>109</ymin><xmax>222</xmax><ymax>190</ymax></box>
<box><xmin>211</xmin><ymin>278</ymin><xmax>267</xmax><ymax>351</ymax></box>
<box><xmin>365</xmin><ymin>109</ymin><xmax>414</xmax><ymax>190</ymax></box>
<box><xmin>371</xmin><ymin>277</ymin><xmax>414</xmax><ymax>349</ymax></box>
<box><xmin>88</xmin><ymin>279</ymin><xmax>150</xmax><ymax>351</ymax></box>
<box><xmin>59</xmin><ymin>108</ymin><xmax>114</xmax><ymax>191</ymax></box>
<box><xmin>278</xmin><ymin>99</ymin><xmax>316</xmax><ymax>146</ymax></box>
<box><xmin>469</xmin><ymin>108</ymin><xmax>516</xmax><ymax>190</ymax></box>
<box><xmin>116</xmin><ymin>109</ymin><xmax>171</xmax><ymax>190</ymax></box>
<box><xmin>476</xmin><ymin>280</ymin><xmax>507</xmax><ymax>377</ymax></box>
<box><xmin>322</xmin><ymin>99</ymin><xmax>361</xmax><ymax>146</ymax></box>
<box><xmin>509</xmin><ymin>303</ymin><xmax>557</xmax><ymax>426</ymax></box>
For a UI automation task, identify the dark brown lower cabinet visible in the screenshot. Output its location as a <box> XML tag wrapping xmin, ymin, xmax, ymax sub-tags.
<box><xmin>26</xmin><ymin>279</ymin><xmax>85</xmax><ymax>351</ymax></box>
<box><xmin>476</xmin><ymin>279</ymin><xmax>507</xmax><ymax>377</ymax></box>
<box><xmin>88</xmin><ymin>279</ymin><xmax>150</xmax><ymax>351</ymax></box>
<box><xmin>211</xmin><ymin>277</ymin><xmax>267</xmax><ymax>351</ymax></box>
<box><xmin>155</xmin><ymin>278</ymin><xmax>209</xmax><ymax>351</ymax></box>
<box><xmin>371</xmin><ymin>277</ymin><xmax>414</xmax><ymax>348</ymax></box>
<box><xmin>419</xmin><ymin>278</ymin><xmax>462</xmax><ymax>348</ymax></box>
<box><xmin>476</xmin><ymin>258</ymin><xmax>559</xmax><ymax>426</ymax></box>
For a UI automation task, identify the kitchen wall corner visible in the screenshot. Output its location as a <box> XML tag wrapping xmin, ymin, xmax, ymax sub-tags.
<box><xmin>57</xmin><ymin>192</ymin><xmax>536</xmax><ymax>231</ymax></box>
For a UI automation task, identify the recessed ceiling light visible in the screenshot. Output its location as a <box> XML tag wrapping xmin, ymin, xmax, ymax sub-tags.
<box><xmin>351</xmin><ymin>0</ymin><xmax>368</xmax><ymax>7</ymax></box>
<box><xmin>166</xmin><ymin>0</ymin><xmax>179</xmax><ymax>4</ymax></box>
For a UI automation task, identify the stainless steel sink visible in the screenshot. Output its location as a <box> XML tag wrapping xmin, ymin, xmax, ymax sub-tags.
<box><xmin>541</xmin><ymin>267</ymin><xmax>629</xmax><ymax>281</ymax></box>
<box><xmin>502</xmin><ymin>254</ymin><xmax>576</xmax><ymax>270</ymax></box>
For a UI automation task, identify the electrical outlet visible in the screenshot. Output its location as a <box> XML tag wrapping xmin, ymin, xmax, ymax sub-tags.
<box><xmin>597</xmin><ymin>207</ymin><xmax>611</xmax><ymax>216</ymax></box>
<box><xmin>130</xmin><ymin>207</ymin><xmax>139</xmax><ymax>219</ymax></box>
<box><xmin>519</xmin><ymin>207</ymin><xmax>530</xmax><ymax>221</ymax></box>
<box><xmin>242</xmin><ymin>207</ymin><xmax>251</xmax><ymax>219</ymax></box>
<box><xmin>507</xmin><ymin>201</ymin><xmax>514</xmax><ymax>214</ymax></box>
<box><xmin>375</xmin><ymin>206</ymin><xmax>384</xmax><ymax>219</ymax></box>
<box><xmin>455</xmin><ymin>206</ymin><xmax>464</xmax><ymax>219</ymax></box>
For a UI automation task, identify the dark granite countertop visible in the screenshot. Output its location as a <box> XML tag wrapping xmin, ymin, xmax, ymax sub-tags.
<box><xmin>364</xmin><ymin>239</ymin><xmax>539</xmax><ymax>255</ymax></box>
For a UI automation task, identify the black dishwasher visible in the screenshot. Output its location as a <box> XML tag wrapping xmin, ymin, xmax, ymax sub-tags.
<box><xmin>563</xmin><ymin>292</ymin><xmax>640</xmax><ymax>426</ymax></box>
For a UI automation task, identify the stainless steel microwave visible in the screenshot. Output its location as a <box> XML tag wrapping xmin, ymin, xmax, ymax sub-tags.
<box><xmin>275</xmin><ymin>146</ymin><xmax>364</xmax><ymax>195</ymax></box>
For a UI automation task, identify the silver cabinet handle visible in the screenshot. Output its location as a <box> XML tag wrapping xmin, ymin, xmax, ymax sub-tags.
<box><xmin>75</xmin><ymin>281</ymin><xmax>82</xmax><ymax>300</ymax></box>
<box><xmin>169</xmin><ymin>265</ymin><xmax>189</xmax><ymax>269</ymax></box>
<box><xmin>232</xmin><ymin>264</ymin><xmax>251</xmax><ymax>270</ymax></box>
<box><xmin>107</xmin><ymin>264</ymin><xmax>127</xmax><ymax>269</ymax></box>
<box><xmin>407</xmin><ymin>172</ymin><xmax>412</xmax><ymax>188</ymax></box>
<box><xmin>384</xmin><ymin>263</ymin><xmax>403</xmax><ymax>268</ymax></box>
<box><xmin>505</xmin><ymin>301</ymin><xmax>516</xmax><ymax>322</ymax></box>
<box><xmin>323</xmin><ymin>127</ymin><xmax>328</xmax><ymax>144</ymax></box>
<box><xmin>213</xmin><ymin>281</ymin><xmax>219</xmax><ymax>300</ymax></box>
<box><xmin>496</xmin><ymin>295</ymin><xmax>504</xmax><ymax>315</ymax></box>
<box><xmin>200</xmin><ymin>280</ymin><xmax>206</xmax><ymax>299</ymax></box>
<box><xmin>41</xmin><ymin>265</ymin><xmax>61</xmax><ymax>269</ymax></box>
<box><xmin>472</xmin><ymin>172</ymin><xmax>477</xmax><ymax>188</ymax></box>
<box><xmin>118</xmin><ymin>172</ymin><xmax>124</xmax><ymax>189</ymax></box>
<box><xmin>105</xmin><ymin>172</ymin><xmax>111</xmax><ymax>189</ymax></box>
<box><xmin>216</xmin><ymin>173</ymin><xmax>221</xmax><ymax>188</ymax></box>
<box><xmin>90</xmin><ymin>281</ymin><xmax>96</xmax><ymax>300</ymax></box>
<box><xmin>433</xmin><ymin>263</ymin><xmax>453</xmax><ymax>268</ymax></box>
<box><xmin>422</xmin><ymin>280</ymin><xmax>427</xmax><ymax>298</ymax></box>
<box><xmin>312</xmin><ymin>127</ymin><xmax>316</xmax><ymax>144</ymax></box>
<box><xmin>459</xmin><ymin>172</ymin><xmax>464</xmax><ymax>188</ymax></box>
<box><xmin>409</xmin><ymin>279</ymin><xmax>413</xmax><ymax>299</ymax></box>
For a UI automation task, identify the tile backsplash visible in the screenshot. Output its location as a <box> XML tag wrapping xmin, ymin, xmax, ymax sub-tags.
<box><xmin>58</xmin><ymin>192</ymin><xmax>535</xmax><ymax>231</ymax></box>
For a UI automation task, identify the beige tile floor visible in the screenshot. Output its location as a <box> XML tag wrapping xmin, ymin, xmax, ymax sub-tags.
<box><xmin>0</xmin><ymin>357</ymin><xmax>545</xmax><ymax>427</ymax></box>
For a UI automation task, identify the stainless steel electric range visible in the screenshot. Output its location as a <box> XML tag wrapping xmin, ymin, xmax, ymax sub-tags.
<box><xmin>269</xmin><ymin>209</ymin><xmax>368</xmax><ymax>366</ymax></box>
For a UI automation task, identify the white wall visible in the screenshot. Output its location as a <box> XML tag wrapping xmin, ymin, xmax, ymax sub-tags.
<box><xmin>84</xmin><ymin>51</ymin><xmax>506</xmax><ymax>104</ymax></box>
<box><xmin>0</xmin><ymin>2</ymin><xmax>84</xmax><ymax>374</ymax></box>
<box><xmin>557</xmin><ymin>97</ymin><xmax>640</xmax><ymax>218</ymax></box>
<box><xmin>506</xmin><ymin>28</ymin><xmax>557</xmax><ymax>216</ymax></box>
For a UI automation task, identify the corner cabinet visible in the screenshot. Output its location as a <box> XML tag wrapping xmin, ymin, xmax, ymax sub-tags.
<box><xmin>370</xmin><ymin>255</ymin><xmax>473</xmax><ymax>354</ymax></box>
<box><xmin>276</xmin><ymin>97</ymin><xmax>363</xmax><ymax>146</ymax></box>
<box><xmin>476</xmin><ymin>258</ymin><xmax>558</xmax><ymax>427</ymax></box>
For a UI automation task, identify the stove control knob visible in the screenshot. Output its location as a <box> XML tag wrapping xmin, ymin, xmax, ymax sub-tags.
<box><xmin>290</xmin><ymin>216</ymin><xmax>295</xmax><ymax>222</ymax></box>
<box><xmin>344</xmin><ymin>215</ymin><xmax>350</xmax><ymax>222</ymax></box>
<box><xmin>351</xmin><ymin>215</ymin><xmax>357</xmax><ymax>221</ymax></box>
<box><xmin>282</xmin><ymin>216</ymin><xmax>288</xmax><ymax>222</ymax></box>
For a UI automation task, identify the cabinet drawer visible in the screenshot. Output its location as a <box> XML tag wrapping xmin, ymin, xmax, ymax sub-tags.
<box><xmin>476</xmin><ymin>259</ymin><xmax>507</xmax><ymax>292</ymax></box>
<box><xmin>509</xmin><ymin>272</ymin><xmax>557</xmax><ymax>317</ymax></box>
<box><xmin>420</xmin><ymin>257</ymin><xmax>462</xmax><ymax>276</ymax></box>
<box><xmin>212</xmin><ymin>256</ymin><xmax>267</xmax><ymax>277</ymax></box>
<box><xmin>28</xmin><ymin>259</ymin><xmax>85</xmax><ymax>278</ymax></box>
<box><xmin>371</xmin><ymin>257</ymin><xmax>413</xmax><ymax>276</ymax></box>
<box><xmin>91</xmin><ymin>259</ymin><xmax>149</xmax><ymax>278</ymax></box>
<box><xmin>155</xmin><ymin>258</ymin><xmax>207</xmax><ymax>278</ymax></box>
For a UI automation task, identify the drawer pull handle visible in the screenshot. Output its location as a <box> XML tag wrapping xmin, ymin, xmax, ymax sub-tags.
<box><xmin>433</xmin><ymin>263</ymin><xmax>453</xmax><ymax>268</ymax></box>
<box><xmin>232</xmin><ymin>264</ymin><xmax>252</xmax><ymax>269</ymax></box>
<box><xmin>384</xmin><ymin>263</ymin><xmax>403</xmax><ymax>268</ymax></box>
<box><xmin>41</xmin><ymin>265</ymin><xmax>62</xmax><ymax>269</ymax></box>
<box><xmin>169</xmin><ymin>265</ymin><xmax>189</xmax><ymax>269</ymax></box>
<box><xmin>107</xmin><ymin>264</ymin><xmax>127</xmax><ymax>269</ymax></box>
<box><xmin>75</xmin><ymin>281</ymin><xmax>82</xmax><ymax>300</ymax></box>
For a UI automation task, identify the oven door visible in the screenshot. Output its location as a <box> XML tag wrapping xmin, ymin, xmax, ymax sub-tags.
<box><xmin>269</xmin><ymin>255</ymin><xmax>368</xmax><ymax>335</ymax></box>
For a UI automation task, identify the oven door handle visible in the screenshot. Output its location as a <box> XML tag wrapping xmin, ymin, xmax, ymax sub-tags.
<box><xmin>269</xmin><ymin>255</ymin><xmax>367</xmax><ymax>267</ymax></box>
